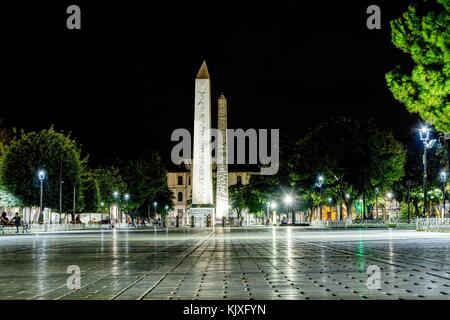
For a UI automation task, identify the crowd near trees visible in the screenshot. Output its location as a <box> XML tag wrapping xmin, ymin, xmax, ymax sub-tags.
<box><xmin>0</xmin><ymin>125</ymin><xmax>172</xmax><ymax>222</ymax></box>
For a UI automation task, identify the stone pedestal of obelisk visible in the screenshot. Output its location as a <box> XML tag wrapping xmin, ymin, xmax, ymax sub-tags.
<box><xmin>215</xmin><ymin>93</ymin><xmax>229</xmax><ymax>225</ymax></box>
<box><xmin>190</xmin><ymin>61</ymin><xmax>214</xmax><ymax>227</ymax></box>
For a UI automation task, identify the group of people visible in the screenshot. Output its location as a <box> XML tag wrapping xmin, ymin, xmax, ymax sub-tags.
<box><xmin>1</xmin><ymin>212</ymin><xmax>22</xmax><ymax>233</ymax></box>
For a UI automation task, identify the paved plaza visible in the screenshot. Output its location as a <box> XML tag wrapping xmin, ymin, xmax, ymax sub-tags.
<box><xmin>0</xmin><ymin>227</ymin><xmax>449</xmax><ymax>300</ymax></box>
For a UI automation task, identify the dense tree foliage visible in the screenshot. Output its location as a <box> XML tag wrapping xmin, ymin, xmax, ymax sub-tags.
<box><xmin>293</xmin><ymin>118</ymin><xmax>407</xmax><ymax>219</ymax></box>
<box><xmin>93</xmin><ymin>166</ymin><xmax>127</xmax><ymax>207</ymax></box>
<box><xmin>82</xmin><ymin>177</ymin><xmax>100</xmax><ymax>213</ymax></box>
<box><xmin>0</xmin><ymin>128</ymin><xmax>83</xmax><ymax>215</ymax></box>
<box><xmin>386</xmin><ymin>0</ymin><xmax>450</xmax><ymax>133</ymax></box>
<box><xmin>112</xmin><ymin>151</ymin><xmax>173</xmax><ymax>218</ymax></box>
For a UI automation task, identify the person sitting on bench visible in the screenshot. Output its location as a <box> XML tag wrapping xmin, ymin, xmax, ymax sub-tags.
<box><xmin>12</xmin><ymin>212</ymin><xmax>22</xmax><ymax>234</ymax></box>
<box><xmin>1</xmin><ymin>212</ymin><xmax>12</xmax><ymax>226</ymax></box>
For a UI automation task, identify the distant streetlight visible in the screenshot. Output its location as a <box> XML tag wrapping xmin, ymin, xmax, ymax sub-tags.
<box><xmin>375</xmin><ymin>188</ymin><xmax>379</xmax><ymax>220</ymax></box>
<box><xmin>124</xmin><ymin>193</ymin><xmax>130</xmax><ymax>224</ymax></box>
<box><xmin>419</xmin><ymin>126</ymin><xmax>436</xmax><ymax>216</ymax></box>
<box><xmin>386</xmin><ymin>191</ymin><xmax>394</xmax><ymax>222</ymax></box>
<box><xmin>284</xmin><ymin>195</ymin><xmax>293</xmax><ymax>205</ymax></box>
<box><xmin>406</xmin><ymin>180</ymin><xmax>412</xmax><ymax>223</ymax></box>
<box><xmin>284</xmin><ymin>195</ymin><xmax>294</xmax><ymax>224</ymax></box>
<box><xmin>38</xmin><ymin>170</ymin><xmax>45</xmax><ymax>224</ymax></box>
<box><xmin>440</xmin><ymin>170</ymin><xmax>447</xmax><ymax>218</ymax></box>
<box><xmin>113</xmin><ymin>191</ymin><xmax>119</xmax><ymax>222</ymax></box>
<box><xmin>328</xmin><ymin>197</ymin><xmax>333</xmax><ymax>221</ymax></box>
<box><xmin>270</xmin><ymin>201</ymin><xmax>277</xmax><ymax>226</ymax></box>
<box><xmin>100</xmin><ymin>201</ymin><xmax>105</xmax><ymax>222</ymax></box>
<box><xmin>316</xmin><ymin>175</ymin><xmax>325</xmax><ymax>220</ymax></box>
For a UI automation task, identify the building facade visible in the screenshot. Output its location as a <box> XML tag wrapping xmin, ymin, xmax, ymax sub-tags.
<box><xmin>167</xmin><ymin>171</ymin><xmax>254</xmax><ymax>226</ymax></box>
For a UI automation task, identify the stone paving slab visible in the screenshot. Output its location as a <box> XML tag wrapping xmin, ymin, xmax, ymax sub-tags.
<box><xmin>1</xmin><ymin>228</ymin><xmax>450</xmax><ymax>299</ymax></box>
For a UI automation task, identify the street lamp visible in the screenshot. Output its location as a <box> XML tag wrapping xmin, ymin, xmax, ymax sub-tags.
<box><xmin>154</xmin><ymin>201</ymin><xmax>158</xmax><ymax>222</ymax></box>
<box><xmin>100</xmin><ymin>201</ymin><xmax>104</xmax><ymax>222</ymax></box>
<box><xmin>316</xmin><ymin>175</ymin><xmax>325</xmax><ymax>220</ymax></box>
<box><xmin>386</xmin><ymin>191</ymin><xmax>394</xmax><ymax>221</ymax></box>
<box><xmin>124</xmin><ymin>193</ymin><xmax>130</xmax><ymax>224</ymax></box>
<box><xmin>328</xmin><ymin>197</ymin><xmax>333</xmax><ymax>221</ymax></box>
<box><xmin>284</xmin><ymin>195</ymin><xmax>293</xmax><ymax>224</ymax></box>
<box><xmin>38</xmin><ymin>170</ymin><xmax>45</xmax><ymax>224</ymax></box>
<box><xmin>113</xmin><ymin>191</ymin><xmax>119</xmax><ymax>222</ymax></box>
<box><xmin>270</xmin><ymin>201</ymin><xmax>277</xmax><ymax>226</ymax></box>
<box><xmin>375</xmin><ymin>188</ymin><xmax>379</xmax><ymax>220</ymax></box>
<box><xmin>440</xmin><ymin>170</ymin><xmax>447</xmax><ymax>218</ymax></box>
<box><xmin>406</xmin><ymin>180</ymin><xmax>412</xmax><ymax>223</ymax></box>
<box><xmin>419</xmin><ymin>126</ymin><xmax>436</xmax><ymax>216</ymax></box>
<box><xmin>266</xmin><ymin>202</ymin><xmax>270</xmax><ymax>225</ymax></box>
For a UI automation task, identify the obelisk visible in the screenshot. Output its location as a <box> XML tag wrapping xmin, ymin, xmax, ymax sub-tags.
<box><xmin>215</xmin><ymin>93</ymin><xmax>229</xmax><ymax>225</ymax></box>
<box><xmin>191</xmin><ymin>61</ymin><xmax>214</xmax><ymax>227</ymax></box>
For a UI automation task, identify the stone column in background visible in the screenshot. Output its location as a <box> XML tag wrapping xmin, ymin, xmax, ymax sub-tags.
<box><xmin>216</xmin><ymin>92</ymin><xmax>229</xmax><ymax>225</ymax></box>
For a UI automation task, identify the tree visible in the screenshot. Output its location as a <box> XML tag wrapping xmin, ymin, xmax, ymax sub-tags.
<box><xmin>0</xmin><ymin>185</ymin><xmax>22</xmax><ymax>208</ymax></box>
<box><xmin>394</xmin><ymin>139</ymin><xmax>448</xmax><ymax>217</ymax></box>
<box><xmin>386</xmin><ymin>0</ymin><xmax>450</xmax><ymax>133</ymax></box>
<box><xmin>229</xmin><ymin>183</ymin><xmax>246</xmax><ymax>218</ymax></box>
<box><xmin>93</xmin><ymin>166</ymin><xmax>127</xmax><ymax>208</ymax></box>
<box><xmin>82</xmin><ymin>177</ymin><xmax>100</xmax><ymax>213</ymax></box>
<box><xmin>293</xmin><ymin>117</ymin><xmax>407</xmax><ymax>220</ymax></box>
<box><xmin>0</xmin><ymin>128</ymin><xmax>83</xmax><ymax>221</ymax></box>
<box><xmin>114</xmin><ymin>151</ymin><xmax>173</xmax><ymax>219</ymax></box>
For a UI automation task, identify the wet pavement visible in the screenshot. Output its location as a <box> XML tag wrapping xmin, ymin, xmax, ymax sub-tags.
<box><xmin>0</xmin><ymin>227</ymin><xmax>449</xmax><ymax>300</ymax></box>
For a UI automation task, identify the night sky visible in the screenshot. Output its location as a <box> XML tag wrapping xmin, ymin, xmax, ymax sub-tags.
<box><xmin>1</xmin><ymin>0</ymin><xmax>419</xmax><ymax>167</ymax></box>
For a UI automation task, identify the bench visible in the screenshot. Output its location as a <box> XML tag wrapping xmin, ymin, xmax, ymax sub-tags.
<box><xmin>0</xmin><ymin>222</ymin><xmax>30</xmax><ymax>234</ymax></box>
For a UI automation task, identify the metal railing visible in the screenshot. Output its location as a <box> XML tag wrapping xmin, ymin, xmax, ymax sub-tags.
<box><xmin>310</xmin><ymin>219</ymin><xmax>416</xmax><ymax>229</ymax></box>
<box><xmin>416</xmin><ymin>218</ymin><xmax>450</xmax><ymax>232</ymax></box>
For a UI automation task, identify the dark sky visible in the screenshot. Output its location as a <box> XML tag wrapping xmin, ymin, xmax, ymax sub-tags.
<box><xmin>1</xmin><ymin>0</ymin><xmax>420</xmax><ymax>166</ymax></box>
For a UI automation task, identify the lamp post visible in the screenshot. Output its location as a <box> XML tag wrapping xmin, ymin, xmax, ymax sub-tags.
<box><xmin>284</xmin><ymin>195</ymin><xmax>293</xmax><ymax>224</ymax></box>
<box><xmin>113</xmin><ymin>191</ymin><xmax>119</xmax><ymax>223</ymax></box>
<box><xmin>154</xmin><ymin>201</ymin><xmax>158</xmax><ymax>225</ymax></box>
<box><xmin>38</xmin><ymin>170</ymin><xmax>45</xmax><ymax>224</ymax></box>
<box><xmin>406</xmin><ymin>180</ymin><xmax>412</xmax><ymax>223</ymax></box>
<box><xmin>317</xmin><ymin>175</ymin><xmax>324</xmax><ymax>220</ymax></box>
<box><xmin>345</xmin><ymin>193</ymin><xmax>351</xmax><ymax>221</ymax></box>
<box><xmin>165</xmin><ymin>205</ymin><xmax>169</xmax><ymax>227</ymax></box>
<box><xmin>270</xmin><ymin>201</ymin><xmax>277</xmax><ymax>226</ymax></box>
<box><xmin>375</xmin><ymin>188</ymin><xmax>379</xmax><ymax>220</ymax></box>
<box><xmin>100</xmin><ymin>201</ymin><xmax>104</xmax><ymax>222</ymax></box>
<box><xmin>419</xmin><ymin>126</ymin><xmax>436</xmax><ymax>217</ymax></box>
<box><xmin>440</xmin><ymin>171</ymin><xmax>447</xmax><ymax>218</ymax></box>
<box><xmin>386</xmin><ymin>191</ymin><xmax>394</xmax><ymax>221</ymax></box>
<box><xmin>59</xmin><ymin>157</ymin><xmax>64</xmax><ymax>224</ymax></box>
<box><xmin>124</xmin><ymin>193</ymin><xmax>130</xmax><ymax>224</ymax></box>
<box><xmin>328</xmin><ymin>197</ymin><xmax>333</xmax><ymax>221</ymax></box>
<box><xmin>266</xmin><ymin>202</ymin><xmax>270</xmax><ymax>225</ymax></box>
